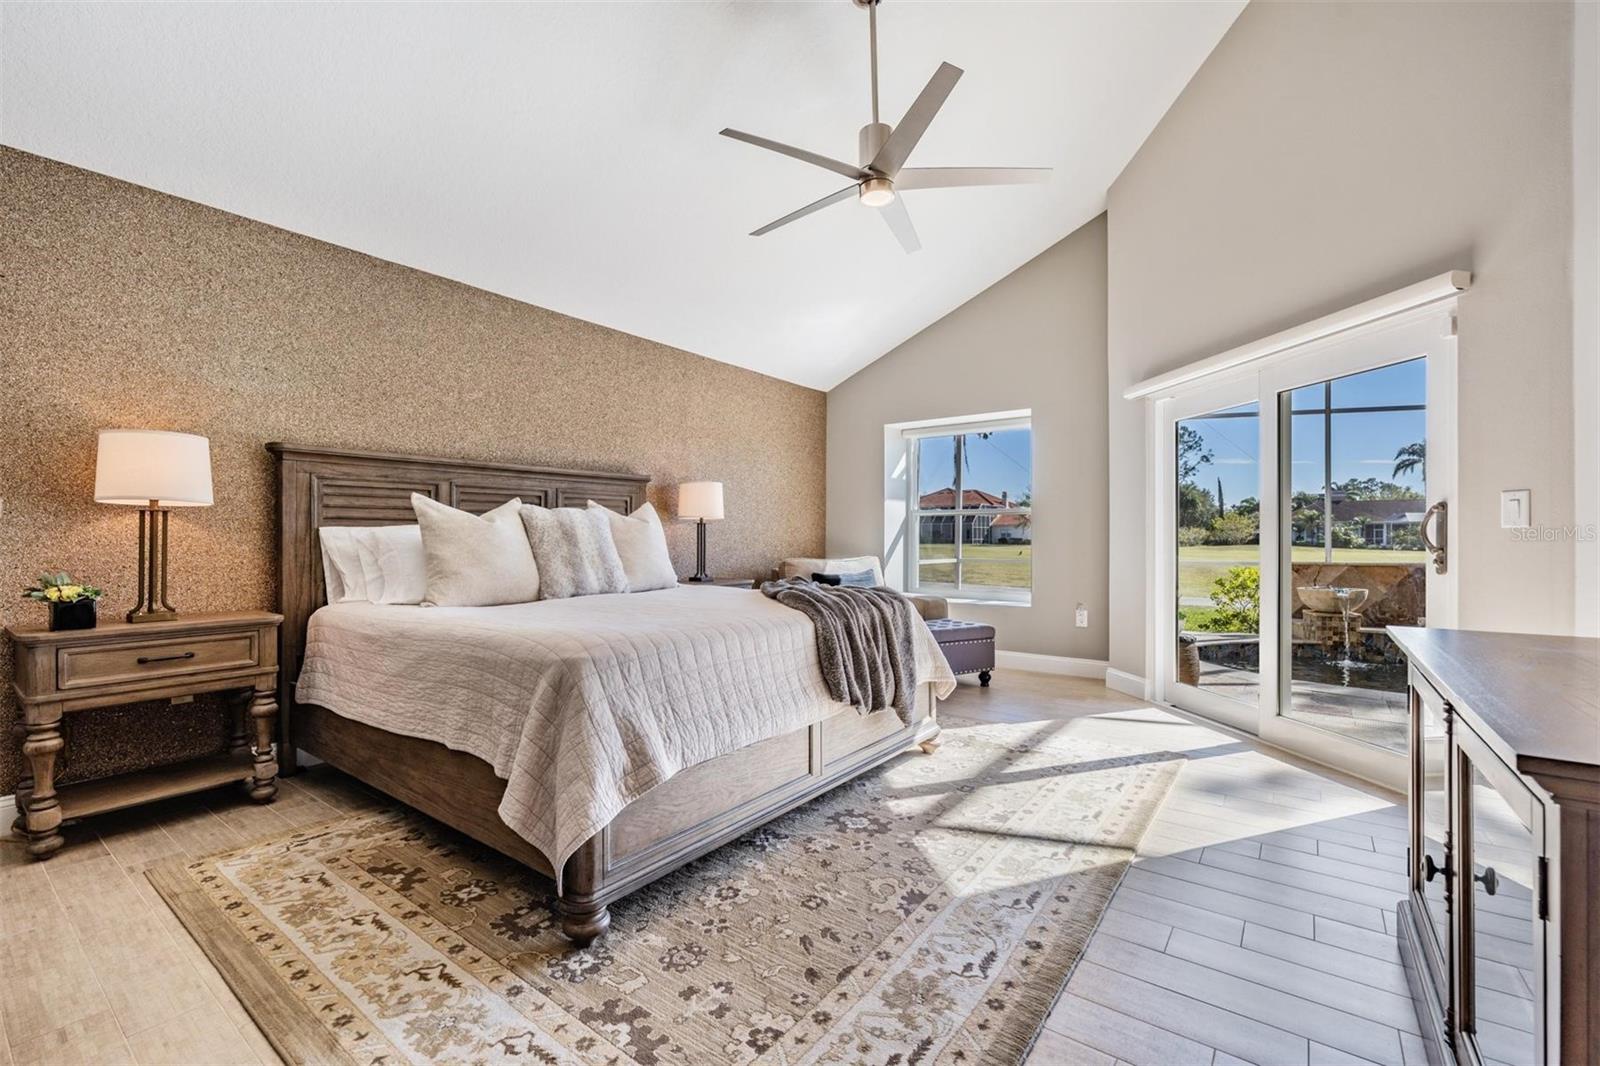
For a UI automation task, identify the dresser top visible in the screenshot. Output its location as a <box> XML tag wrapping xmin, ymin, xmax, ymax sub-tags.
<box><xmin>1389</xmin><ymin>627</ymin><xmax>1599</xmax><ymax>775</ymax></box>
<box><xmin>4</xmin><ymin>610</ymin><xmax>282</xmax><ymax>647</ymax></box>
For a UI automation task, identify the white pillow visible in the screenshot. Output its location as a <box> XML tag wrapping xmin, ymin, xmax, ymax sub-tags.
<box><xmin>587</xmin><ymin>500</ymin><xmax>676</xmax><ymax>592</ymax></box>
<box><xmin>317</xmin><ymin>527</ymin><xmax>368</xmax><ymax>603</ymax></box>
<box><xmin>519</xmin><ymin>506</ymin><xmax>628</xmax><ymax>599</ymax></box>
<box><xmin>355</xmin><ymin>525</ymin><xmax>427</xmax><ymax>605</ymax></box>
<box><xmin>779</xmin><ymin>555</ymin><xmax>885</xmax><ymax>586</ymax></box>
<box><xmin>411</xmin><ymin>494</ymin><xmax>541</xmax><ymax>607</ymax></box>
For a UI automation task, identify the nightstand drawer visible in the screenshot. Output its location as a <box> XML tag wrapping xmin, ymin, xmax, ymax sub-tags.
<box><xmin>56</xmin><ymin>631</ymin><xmax>261</xmax><ymax>690</ymax></box>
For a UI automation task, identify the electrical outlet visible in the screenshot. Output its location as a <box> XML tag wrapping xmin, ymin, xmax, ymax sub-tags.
<box><xmin>1075</xmin><ymin>604</ymin><xmax>1089</xmax><ymax>628</ymax></box>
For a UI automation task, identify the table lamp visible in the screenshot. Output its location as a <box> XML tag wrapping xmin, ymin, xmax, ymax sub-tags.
<box><xmin>676</xmin><ymin>480</ymin><xmax>724</xmax><ymax>583</ymax></box>
<box><xmin>93</xmin><ymin>429</ymin><xmax>214</xmax><ymax>622</ymax></box>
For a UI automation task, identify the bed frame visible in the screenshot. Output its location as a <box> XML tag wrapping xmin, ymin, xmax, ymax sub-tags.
<box><xmin>268</xmin><ymin>443</ymin><xmax>941</xmax><ymax>943</ymax></box>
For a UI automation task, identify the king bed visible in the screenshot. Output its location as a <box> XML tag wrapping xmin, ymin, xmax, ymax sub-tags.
<box><xmin>268</xmin><ymin>443</ymin><xmax>953</xmax><ymax>943</ymax></box>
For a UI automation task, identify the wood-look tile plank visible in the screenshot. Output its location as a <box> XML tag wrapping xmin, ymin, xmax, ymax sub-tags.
<box><xmin>1084</xmin><ymin>935</ymin><xmax>1403</xmax><ymax>1066</ymax></box>
<box><xmin>1198</xmin><ymin>848</ymin><xmax>1405</xmax><ymax>909</ymax></box>
<box><xmin>1095</xmin><ymin>907</ymin><xmax>1173</xmax><ymax>950</ymax></box>
<box><xmin>1241</xmin><ymin>923</ymin><xmax>1409</xmax><ymax>997</ymax></box>
<box><xmin>1311</xmin><ymin>1040</ymin><xmax>1386</xmax><ymax>1065</ymax></box>
<box><xmin>1025</xmin><ymin>1026</ymin><xmax>1117</xmax><ymax>1066</ymax></box>
<box><xmin>1122</xmin><ymin>867</ymin><xmax>1315</xmax><ymax>938</ymax></box>
<box><xmin>1108</xmin><ymin>885</ymin><xmax>1246</xmax><ymax>945</ymax></box>
<box><xmin>1066</xmin><ymin>959</ymin><xmax>1309</xmax><ymax>1066</ymax></box>
<box><xmin>1312</xmin><ymin>915</ymin><xmax>1404</xmax><ymax>964</ymax></box>
<box><xmin>1044</xmin><ymin>990</ymin><xmax>1218</xmax><ymax>1066</ymax></box>
<box><xmin>125</xmin><ymin>1006</ymin><xmax>261</xmax><ymax>1066</ymax></box>
<box><xmin>201</xmin><ymin>797</ymin><xmax>297</xmax><ymax>845</ymax></box>
<box><xmin>1162</xmin><ymin>929</ymin><xmax>1420</xmax><ymax>1033</ymax></box>
<box><xmin>0</xmin><ymin>922</ymin><xmax>112</xmax><ymax>1046</ymax></box>
<box><xmin>6</xmin><ymin>1010</ymin><xmax>134</xmax><ymax>1066</ymax></box>
<box><xmin>157</xmin><ymin>806</ymin><xmax>244</xmax><ymax>860</ymax></box>
<box><xmin>1139</xmin><ymin>855</ymin><xmax>1388</xmax><ymax>931</ymax></box>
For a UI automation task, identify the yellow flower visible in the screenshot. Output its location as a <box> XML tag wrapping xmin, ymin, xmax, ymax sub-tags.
<box><xmin>59</xmin><ymin>585</ymin><xmax>84</xmax><ymax>600</ymax></box>
<box><xmin>44</xmin><ymin>586</ymin><xmax>62</xmax><ymax>601</ymax></box>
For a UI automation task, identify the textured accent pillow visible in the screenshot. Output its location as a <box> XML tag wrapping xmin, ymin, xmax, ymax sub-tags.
<box><xmin>520</xmin><ymin>506</ymin><xmax>628</xmax><ymax>599</ymax></box>
<box><xmin>587</xmin><ymin>500</ymin><xmax>676</xmax><ymax>592</ymax></box>
<box><xmin>811</xmin><ymin>569</ymin><xmax>876</xmax><ymax>587</ymax></box>
<box><xmin>317</xmin><ymin>527</ymin><xmax>368</xmax><ymax>603</ymax></box>
<box><xmin>356</xmin><ymin>525</ymin><xmax>427</xmax><ymax>605</ymax></box>
<box><xmin>411</xmin><ymin>494</ymin><xmax>540</xmax><ymax>607</ymax></box>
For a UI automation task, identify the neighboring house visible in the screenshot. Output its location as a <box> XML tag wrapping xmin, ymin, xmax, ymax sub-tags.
<box><xmin>918</xmin><ymin>488</ymin><xmax>1031</xmax><ymax>544</ymax></box>
<box><xmin>1332</xmin><ymin>497</ymin><xmax>1425</xmax><ymax>546</ymax></box>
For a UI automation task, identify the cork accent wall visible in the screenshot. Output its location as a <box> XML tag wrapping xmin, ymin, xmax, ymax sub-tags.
<box><xmin>0</xmin><ymin>148</ymin><xmax>826</xmax><ymax>794</ymax></box>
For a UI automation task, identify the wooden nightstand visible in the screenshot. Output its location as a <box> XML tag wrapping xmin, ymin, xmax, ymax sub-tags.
<box><xmin>4</xmin><ymin>610</ymin><xmax>282</xmax><ymax>859</ymax></box>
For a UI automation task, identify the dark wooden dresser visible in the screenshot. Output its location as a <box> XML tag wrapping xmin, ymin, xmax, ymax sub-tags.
<box><xmin>1389</xmin><ymin>627</ymin><xmax>1599</xmax><ymax>1066</ymax></box>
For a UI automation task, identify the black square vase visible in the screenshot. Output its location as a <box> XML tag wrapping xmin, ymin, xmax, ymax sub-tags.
<box><xmin>48</xmin><ymin>599</ymin><xmax>97</xmax><ymax>631</ymax></box>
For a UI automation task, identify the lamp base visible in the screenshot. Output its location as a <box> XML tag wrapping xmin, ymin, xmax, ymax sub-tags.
<box><xmin>684</xmin><ymin>519</ymin><xmax>714</xmax><ymax>585</ymax></box>
<box><xmin>682</xmin><ymin>575</ymin><xmax>715</xmax><ymax>584</ymax></box>
<box><xmin>126</xmin><ymin>608</ymin><xmax>178</xmax><ymax>624</ymax></box>
<box><xmin>128</xmin><ymin>503</ymin><xmax>180</xmax><ymax>623</ymax></box>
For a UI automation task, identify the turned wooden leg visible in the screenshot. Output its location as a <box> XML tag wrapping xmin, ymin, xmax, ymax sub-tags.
<box><xmin>918</xmin><ymin>720</ymin><xmax>943</xmax><ymax>755</ymax></box>
<box><xmin>11</xmin><ymin>720</ymin><xmax>31</xmax><ymax>838</ymax></box>
<box><xmin>229</xmin><ymin>689</ymin><xmax>252</xmax><ymax>757</ymax></box>
<box><xmin>248</xmin><ymin>688</ymin><xmax>279</xmax><ymax>803</ymax></box>
<box><xmin>978</xmin><ymin>669</ymin><xmax>992</xmax><ymax>688</ymax></box>
<box><xmin>22</xmin><ymin>710</ymin><xmax>65</xmax><ymax>859</ymax></box>
<box><xmin>558</xmin><ymin>834</ymin><xmax>610</xmax><ymax>945</ymax></box>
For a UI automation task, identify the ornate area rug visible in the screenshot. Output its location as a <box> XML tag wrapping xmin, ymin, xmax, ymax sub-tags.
<box><xmin>149</xmin><ymin>717</ymin><xmax>1181</xmax><ymax>1065</ymax></box>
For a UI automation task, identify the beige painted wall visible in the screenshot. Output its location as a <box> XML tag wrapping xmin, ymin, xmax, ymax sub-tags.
<box><xmin>826</xmin><ymin>215</ymin><xmax>1108</xmax><ymax>660</ymax></box>
<box><xmin>1106</xmin><ymin>1</ymin><xmax>1578</xmax><ymax>680</ymax></box>
<box><xmin>0</xmin><ymin>148</ymin><xmax>825</xmax><ymax>794</ymax></box>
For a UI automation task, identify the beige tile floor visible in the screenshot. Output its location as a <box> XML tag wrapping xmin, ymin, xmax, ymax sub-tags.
<box><xmin>0</xmin><ymin>672</ymin><xmax>1417</xmax><ymax>1065</ymax></box>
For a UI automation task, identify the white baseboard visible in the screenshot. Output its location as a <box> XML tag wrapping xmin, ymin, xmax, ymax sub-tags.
<box><xmin>994</xmin><ymin>650</ymin><xmax>1109</xmax><ymax>679</ymax></box>
<box><xmin>1104</xmin><ymin>667</ymin><xmax>1149</xmax><ymax>699</ymax></box>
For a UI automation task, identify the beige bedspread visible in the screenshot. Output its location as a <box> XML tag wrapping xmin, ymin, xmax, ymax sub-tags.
<box><xmin>295</xmin><ymin>586</ymin><xmax>955</xmax><ymax>889</ymax></box>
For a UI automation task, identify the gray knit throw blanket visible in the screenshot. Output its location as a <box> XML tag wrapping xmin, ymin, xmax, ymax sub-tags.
<box><xmin>759</xmin><ymin>577</ymin><xmax>918</xmax><ymax>721</ymax></box>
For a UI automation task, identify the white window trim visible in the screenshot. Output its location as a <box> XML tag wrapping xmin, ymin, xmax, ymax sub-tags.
<box><xmin>903</xmin><ymin>417</ymin><xmax>1033</xmax><ymax>605</ymax></box>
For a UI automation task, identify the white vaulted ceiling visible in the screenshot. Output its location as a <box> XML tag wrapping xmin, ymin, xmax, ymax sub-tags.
<box><xmin>1</xmin><ymin>1</ymin><xmax>1242</xmax><ymax>389</ymax></box>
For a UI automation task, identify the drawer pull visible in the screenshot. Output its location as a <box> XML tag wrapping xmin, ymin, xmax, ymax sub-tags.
<box><xmin>136</xmin><ymin>651</ymin><xmax>196</xmax><ymax>666</ymax></box>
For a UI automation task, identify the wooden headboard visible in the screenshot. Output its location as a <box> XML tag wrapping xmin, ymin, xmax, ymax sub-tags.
<box><xmin>267</xmin><ymin>442</ymin><xmax>650</xmax><ymax>768</ymax></box>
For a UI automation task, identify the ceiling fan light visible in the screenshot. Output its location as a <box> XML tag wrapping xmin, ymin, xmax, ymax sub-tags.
<box><xmin>859</xmin><ymin>177</ymin><xmax>895</xmax><ymax>208</ymax></box>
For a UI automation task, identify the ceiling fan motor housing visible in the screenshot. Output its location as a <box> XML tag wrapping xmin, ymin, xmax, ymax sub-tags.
<box><xmin>859</xmin><ymin>122</ymin><xmax>891</xmax><ymax>169</ymax></box>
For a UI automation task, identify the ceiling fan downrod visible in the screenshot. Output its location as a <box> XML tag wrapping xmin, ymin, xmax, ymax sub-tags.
<box><xmin>855</xmin><ymin>0</ymin><xmax>890</xmax><ymax>172</ymax></box>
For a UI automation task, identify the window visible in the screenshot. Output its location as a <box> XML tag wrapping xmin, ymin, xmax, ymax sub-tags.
<box><xmin>905</xmin><ymin>417</ymin><xmax>1032</xmax><ymax>600</ymax></box>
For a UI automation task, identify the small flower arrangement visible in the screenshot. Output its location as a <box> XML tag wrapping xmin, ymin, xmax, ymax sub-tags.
<box><xmin>22</xmin><ymin>573</ymin><xmax>103</xmax><ymax>631</ymax></box>
<box><xmin>23</xmin><ymin>573</ymin><xmax>103</xmax><ymax>604</ymax></box>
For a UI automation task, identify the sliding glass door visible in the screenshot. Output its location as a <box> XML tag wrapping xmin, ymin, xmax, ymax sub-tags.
<box><xmin>1154</xmin><ymin>306</ymin><xmax>1456</xmax><ymax>787</ymax></box>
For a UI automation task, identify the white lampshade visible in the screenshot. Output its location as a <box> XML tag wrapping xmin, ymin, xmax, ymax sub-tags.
<box><xmin>94</xmin><ymin>429</ymin><xmax>214</xmax><ymax>507</ymax></box>
<box><xmin>677</xmin><ymin>480</ymin><xmax>724</xmax><ymax>521</ymax></box>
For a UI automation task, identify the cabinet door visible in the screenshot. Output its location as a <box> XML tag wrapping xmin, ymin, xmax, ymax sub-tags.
<box><xmin>1454</xmin><ymin>720</ymin><xmax>1549</xmax><ymax>1066</ymax></box>
<box><xmin>1409</xmin><ymin>672</ymin><xmax>1453</xmax><ymax>999</ymax></box>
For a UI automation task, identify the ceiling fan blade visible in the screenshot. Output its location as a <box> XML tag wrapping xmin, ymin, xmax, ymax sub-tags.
<box><xmin>750</xmin><ymin>184</ymin><xmax>859</xmax><ymax>236</ymax></box>
<box><xmin>870</xmin><ymin>61</ymin><xmax>963</xmax><ymax>177</ymax></box>
<box><xmin>879</xmin><ymin>196</ymin><xmax>921</xmax><ymax>253</ymax></box>
<box><xmin>895</xmin><ymin>167</ymin><xmax>1052</xmax><ymax>190</ymax></box>
<box><xmin>720</xmin><ymin>128</ymin><xmax>867</xmax><ymax>181</ymax></box>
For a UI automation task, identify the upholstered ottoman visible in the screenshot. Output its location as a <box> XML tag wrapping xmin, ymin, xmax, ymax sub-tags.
<box><xmin>924</xmin><ymin>618</ymin><xmax>996</xmax><ymax>686</ymax></box>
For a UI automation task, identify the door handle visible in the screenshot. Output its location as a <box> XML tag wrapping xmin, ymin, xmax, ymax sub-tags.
<box><xmin>1474</xmin><ymin>866</ymin><xmax>1499</xmax><ymax>896</ymax></box>
<box><xmin>1419</xmin><ymin>501</ymin><xmax>1447</xmax><ymax>575</ymax></box>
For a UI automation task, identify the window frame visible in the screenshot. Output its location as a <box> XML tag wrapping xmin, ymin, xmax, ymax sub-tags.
<box><xmin>903</xmin><ymin>416</ymin><xmax>1033</xmax><ymax>604</ymax></box>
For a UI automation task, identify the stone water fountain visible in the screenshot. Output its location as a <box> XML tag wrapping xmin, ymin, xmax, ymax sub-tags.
<box><xmin>1296</xmin><ymin>584</ymin><xmax>1369</xmax><ymax>661</ymax></box>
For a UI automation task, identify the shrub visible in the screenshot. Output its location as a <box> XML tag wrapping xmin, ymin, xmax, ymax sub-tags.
<box><xmin>1206</xmin><ymin>512</ymin><xmax>1258</xmax><ymax>545</ymax></box>
<box><xmin>1177</xmin><ymin>526</ymin><xmax>1210</xmax><ymax>547</ymax></box>
<box><xmin>1206</xmin><ymin>565</ymin><xmax>1260</xmax><ymax>632</ymax></box>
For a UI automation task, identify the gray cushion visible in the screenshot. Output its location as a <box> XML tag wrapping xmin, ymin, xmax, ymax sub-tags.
<box><xmin>811</xmin><ymin>569</ymin><xmax>876</xmax><ymax>588</ymax></box>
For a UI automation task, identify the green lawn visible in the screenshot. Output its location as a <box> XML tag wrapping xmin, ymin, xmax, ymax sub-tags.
<box><xmin>1177</xmin><ymin>544</ymin><xmax>1426</xmax><ymax>601</ymax></box>
<box><xmin>918</xmin><ymin>543</ymin><xmax>1031</xmax><ymax>588</ymax></box>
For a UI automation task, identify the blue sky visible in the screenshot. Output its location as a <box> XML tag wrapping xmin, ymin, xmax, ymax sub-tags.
<box><xmin>1181</xmin><ymin>359</ymin><xmax>1426</xmax><ymax>507</ymax></box>
<box><xmin>917</xmin><ymin>427</ymin><xmax>1033</xmax><ymax>501</ymax></box>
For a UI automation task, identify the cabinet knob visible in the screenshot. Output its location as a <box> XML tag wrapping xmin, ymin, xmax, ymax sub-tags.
<box><xmin>1423</xmin><ymin>852</ymin><xmax>1450</xmax><ymax>882</ymax></box>
<box><xmin>1474</xmin><ymin>866</ymin><xmax>1499</xmax><ymax>896</ymax></box>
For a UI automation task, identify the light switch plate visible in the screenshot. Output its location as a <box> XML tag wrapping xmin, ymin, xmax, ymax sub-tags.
<box><xmin>1075</xmin><ymin>604</ymin><xmax>1089</xmax><ymax>628</ymax></box>
<box><xmin>1500</xmin><ymin>489</ymin><xmax>1531</xmax><ymax>528</ymax></box>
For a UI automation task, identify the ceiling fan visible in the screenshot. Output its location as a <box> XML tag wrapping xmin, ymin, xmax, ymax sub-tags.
<box><xmin>720</xmin><ymin>0</ymin><xmax>1051</xmax><ymax>253</ymax></box>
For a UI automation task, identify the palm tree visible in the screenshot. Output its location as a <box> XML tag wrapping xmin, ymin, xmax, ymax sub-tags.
<box><xmin>1393</xmin><ymin>441</ymin><xmax>1425</xmax><ymax>480</ymax></box>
